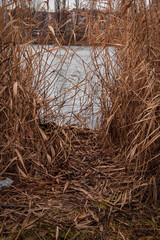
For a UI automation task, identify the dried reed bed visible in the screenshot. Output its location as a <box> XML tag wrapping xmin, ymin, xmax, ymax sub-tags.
<box><xmin>96</xmin><ymin>0</ymin><xmax>160</xmax><ymax>201</ymax></box>
<box><xmin>0</xmin><ymin>1</ymin><xmax>68</xmax><ymax>179</ymax></box>
<box><xmin>0</xmin><ymin>0</ymin><xmax>160</xmax><ymax>239</ymax></box>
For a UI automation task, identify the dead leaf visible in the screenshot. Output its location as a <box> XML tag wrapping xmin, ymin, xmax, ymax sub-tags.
<box><xmin>15</xmin><ymin>149</ymin><xmax>27</xmax><ymax>174</ymax></box>
<box><xmin>13</xmin><ymin>82</ymin><xmax>18</xmax><ymax>97</ymax></box>
<box><xmin>50</xmin><ymin>146</ymin><xmax>55</xmax><ymax>158</ymax></box>
<box><xmin>17</xmin><ymin>165</ymin><xmax>28</xmax><ymax>179</ymax></box>
<box><xmin>47</xmin><ymin>153</ymin><xmax>52</xmax><ymax>165</ymax></box>
<box><xmin>56</xmin><ymin>178</ymin><xmax>60</xmax><ymax>184</ymax></box>
<box><xmin>56</xmin><ymin>226</ymin><xmax>59</xmax><ymax>240</ymax></box>
<box><xmin>63</xmin><ymin>181</ymin><xmax>69</xmax><ymax>193</ymax></box>
<box><xmin>38</xmin><ymin>126</ymin><xmax>48</xmax><ymax>141</ymax></box>
<box><xmin>121</xmin><ymin>191</ymin><xmax>127</xmax><ymax>209</ymax></box>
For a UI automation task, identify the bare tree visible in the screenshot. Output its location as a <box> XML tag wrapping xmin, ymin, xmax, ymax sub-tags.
<box><xmin>63</xmin><ymin>0</ymin><xmax>66</xmax><ymax>8</ymax></box>
<box><xmin>90</xmin><ymin>0</ymin><xmax>97</xmax><ymax>10</ymax></box>
<box><xmin>55</xmin><ymin>0</ymin><xmax>67</xmax><ymax>12</ymax></box>
<box><xmin>55</xmin><ymin>0</ymin><xmax>60</xmax><ymax>12</ymax></box>
<box><xmin>75</xmin><ymin>0</ymin><xmax>79</xmax><ymax>8</ymax></box>
<box><xmin>45</xmin><ymin>0</ymin><xmax>49</xmax><ymax>11</ymax></box>
<box><xmin>24</xmin><ymin>0</ymin><xmax>43</xmax><ymax>10</ymax></box>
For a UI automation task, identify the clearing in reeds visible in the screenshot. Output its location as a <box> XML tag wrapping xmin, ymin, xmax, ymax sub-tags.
<box><xmin>0</xmin><ymin>0</ymin><xmax>159</xmax><ymax>239</ymax></box>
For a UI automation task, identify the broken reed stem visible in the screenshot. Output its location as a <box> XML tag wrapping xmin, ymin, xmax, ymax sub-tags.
<box><xmin>0</xmin><ymin>0</ymin><xmax>159</xmax><ymax>206</ymax></box>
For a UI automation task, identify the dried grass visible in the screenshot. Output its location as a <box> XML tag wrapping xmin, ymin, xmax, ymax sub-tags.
<box><xmin>99</xmin><ymin>0</ymin><xmax>160</xmax><ymax>193</ymax></box>
<box><xmin>0</xmin><ymin>0</ymin><xmax>160</xmax><ymax>239</ymax></box>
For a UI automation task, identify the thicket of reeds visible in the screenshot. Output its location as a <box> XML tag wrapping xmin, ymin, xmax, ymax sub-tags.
<box><xmin>98</xmin><ymin>0</ymin><xmax>160</xmax><ymax>202</ymax></box>
<box><xmin>0</xmin><ymin>0</ymin><xmax>159</xmax><ymax>238</ymax></box>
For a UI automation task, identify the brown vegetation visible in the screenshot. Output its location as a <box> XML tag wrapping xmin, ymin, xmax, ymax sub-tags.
<box><xmin>0</xmin><ymin>0</ymin><xmax>159</xmax><ymax>239</ymax></box>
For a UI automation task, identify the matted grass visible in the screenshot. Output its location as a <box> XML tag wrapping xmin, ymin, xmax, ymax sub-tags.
<box><xmin>0</xmin><ymin>0</ymin><xmax>159</xmax><ymax>239</ymax></box>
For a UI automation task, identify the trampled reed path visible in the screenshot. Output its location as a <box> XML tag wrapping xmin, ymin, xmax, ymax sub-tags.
<box><xmin>0</xmin><ymin>0</ymin><xmax>159</xmax><ymax>239</ymax></box>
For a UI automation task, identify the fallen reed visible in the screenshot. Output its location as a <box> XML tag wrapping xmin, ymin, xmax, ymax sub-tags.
<box><xmin>0</xmin><ymin>0</ymin><xmax>159</xmax><ymax>239</ymax></box>
<box><xmin>96</xmin><ymin>0</ymin><xmax>160</xmax><ymax>203</ymax></box>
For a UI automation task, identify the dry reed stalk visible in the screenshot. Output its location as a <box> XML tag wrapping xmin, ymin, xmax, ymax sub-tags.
<box><xmin>94</xmin><ymin>0</ymin><xmax>160</xmax><ymax>202</ymax></box>
<box><xmin>0</xmin><ymin>0</ymin><xmax>97</xmax><ymax>178</ymax></box>
<box><xmin>0</xmin><ymin>1</ymin><xmax>69</xmax><ymax>178</ymax></box>
<box><xmin>0</xmin><ymin>1</ymin><xmax>160</xmax><ymax>237</ymax></box>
